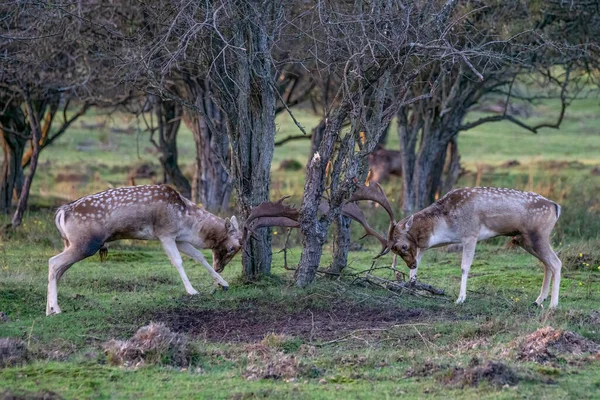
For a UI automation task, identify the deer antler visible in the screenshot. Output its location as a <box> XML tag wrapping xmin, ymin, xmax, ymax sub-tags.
<box><xmin>340</xmin><ymin>202</ymin><xmax>387</xmax><ymax>252</ymax></box>
<box><xmin>318</xmin><ymin>199</ymin><xmax>388</xmax><ymax>253</ymax></box>
<box><xmin>347</xmin><ymin>182</ymin><xmax>397</xmax><ymax>258</ymax></box>
<box><xmin>243</xmin><ymin>197</ymin><xmax>300</xmax><ymax>242</ymax></box>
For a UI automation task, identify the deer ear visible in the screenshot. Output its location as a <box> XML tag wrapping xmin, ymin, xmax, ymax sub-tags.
<box><xmin>231</xmin><ymin>216</ymin><xmax>239</xmax><ymax>231</ymax></box>
<box><xmin>403</xmin><ymin>215</ymin><xmax>414</xmax><ymax>232</ymax></box>
<box><xmin>224</xmin><ymin>218</ymin><xmax>233</xmax><ymax>233</ymax></box>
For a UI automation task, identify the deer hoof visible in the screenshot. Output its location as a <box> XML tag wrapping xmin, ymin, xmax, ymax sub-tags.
<box><xmin>220</xmin><ymin>284</ymin><xmax>229</xmax><ymax>292</ymax></box>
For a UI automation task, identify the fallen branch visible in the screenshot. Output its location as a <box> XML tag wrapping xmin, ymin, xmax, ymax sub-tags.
<box><xmin>363</xmin><ymin>273</ymin><xmax>446</xmax><ymax>297</ymax></box>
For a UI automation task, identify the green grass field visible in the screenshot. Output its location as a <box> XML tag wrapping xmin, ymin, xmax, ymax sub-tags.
<box><xmin>1</xmin><ymin>99</ymin><xmax>600</xmax><ymax>399</ymax></box>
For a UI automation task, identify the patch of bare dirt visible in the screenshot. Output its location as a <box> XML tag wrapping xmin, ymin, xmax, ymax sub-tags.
<box><xmin>0</xmin><ymin>338</ymin><xmax>28</xmax><ymax>368</ymax></box>
<box><xmin>1</xmin><ymin>390</ymin><xmax>63</xmax><ymax>400</ymax></box>
<box><xmin>441</xmin><ymin>360</ymin><xmax>519</xmax><ymax>388</ymax></box>
<box><xmin>150</xmin><ymin>300</ymin><xmax>426</xmax><ymax>342</ymax></box>
<box><xmin>103</xmin><ymin>322</ymin><xmax>194</xmax><ymax>368</ymax></box>
<box><xmin>517</xmin><ymin>326</ymin><xmax>600</xmax><ymax>363</ymax></box>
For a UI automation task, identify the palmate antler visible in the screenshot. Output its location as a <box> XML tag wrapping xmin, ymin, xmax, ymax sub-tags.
<box><xmin>243</xmin><ymin>197</ymin><xmax>300</xmax><ymax>243</ymax></box>
<box><xmin>318</xmin><ymin>199</ymin><xmax>388</xmax><ymax>254</ymax></box>
<box><xmin>347</xmin><ymin>182</ymin><xmax>397</xmax><ymax>258</ymax></box>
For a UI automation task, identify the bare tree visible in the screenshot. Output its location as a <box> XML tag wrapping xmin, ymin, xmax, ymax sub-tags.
<box><xmin>395</xmin><ymin>1</ymin><xmax>594</xmax><ymax>213</ymax></box>
<box><xmin>292</xmin><ymin>0</ymin><xmax>459</xmax><ymax>286</ymax></box>
<box><xmin>0</xmin><ymin>2</ymin><xmax>99</xmax><ymax>223</ymax></box>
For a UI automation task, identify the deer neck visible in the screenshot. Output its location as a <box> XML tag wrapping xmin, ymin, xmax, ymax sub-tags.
<box><xmin>410</xmin><ymin>211</ymin><xmax>454</xmax><ymax>250</ymax></box>
<box><xmin>184</xmin><ymin>206</ymin><xmax>229</xmax><ymax>249</ymax></box>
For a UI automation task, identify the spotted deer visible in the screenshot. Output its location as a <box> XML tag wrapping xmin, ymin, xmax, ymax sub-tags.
<box><xmin>351</xmin><ymin>184</ymin><xmax>563</xmax><ymax>308</ymax></box>
<box><xmin>47</xmin><ymin>184</ymin><xmax>241</xmax><ymax>315</ymax></box>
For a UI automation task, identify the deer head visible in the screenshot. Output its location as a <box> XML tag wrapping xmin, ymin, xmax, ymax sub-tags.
<box><xmin>213</xmin><ymin>216</ymin><xmax>242</xmax><ymax>273</ymax></box>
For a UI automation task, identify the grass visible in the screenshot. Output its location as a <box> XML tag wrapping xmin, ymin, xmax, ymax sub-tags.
<box><xmin>1</xmin><ymin>98</ymin><xmax>600</xmax><ymax>398</ymax></box>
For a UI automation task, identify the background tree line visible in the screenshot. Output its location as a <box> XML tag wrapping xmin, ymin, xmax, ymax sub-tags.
<box><xmin>1</xmin><ymin>0</ymin><xmax>598</xmax><ymax>287</ymax></box>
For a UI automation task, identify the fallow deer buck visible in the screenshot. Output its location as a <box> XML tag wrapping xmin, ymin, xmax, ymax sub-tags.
<box><xmin>47</xmin><ymin>184</ymin><xmax>242</xmax><ymax>315</ymax></box>
<box><xmin>348</xmin><ymin>184</ymin><xmax>563</xmax><ymax>308</ymax></box>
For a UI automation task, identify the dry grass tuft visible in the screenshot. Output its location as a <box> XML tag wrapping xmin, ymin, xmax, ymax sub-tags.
<box><xmin>103</xmin><ymin>322</ymin><xmax>194</xmax><ymax>368</ymax></box>
<box><xmin>243</xmin><ymin>342</ymin><xmax>301</xmax><ymax>381</ymax></box>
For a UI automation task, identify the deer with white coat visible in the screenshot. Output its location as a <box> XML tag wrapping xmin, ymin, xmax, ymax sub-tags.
<box><xmin>350</xmin><ymin>184</ymin><xmax>563</xmax><ymax>308</ymax></box>
<box><xmin>47</xmin><ymin>184</ymin><xmax>242</xmax><ymax>316</ymax></box>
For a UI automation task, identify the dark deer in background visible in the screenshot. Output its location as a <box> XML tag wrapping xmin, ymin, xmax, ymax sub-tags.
<box><xmin>48</xmin><ymin>185</ymin><xmax>241</xmax><ymax>315</ymax></box>
<box><xmin>348</xmin><ymin>184</ymin><xmax>563</xmax><ymax>308</ymax></box>
<box><xmin>367</xmin><ymin>145</ymin><xmax>402</xmax><ymax>184</ymax></box>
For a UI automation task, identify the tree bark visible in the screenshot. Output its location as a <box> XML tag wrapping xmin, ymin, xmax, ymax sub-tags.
<box><xmin>181</xmin><ymin>78</ymin><xmax>232</xmax><ymax>213</ymax></box>
<box><xmin>441</xmin><ymin>135</ymin><xmax>461</xmax><ymax>195</ymax></box>
<box><xmin>0</xmin><ymin>130</ymin><xmax>26</xmax><ymax>213</ymax></box>
<box><xmin>0</xmin><ymin>103</ymin><xmax>29</xmax><ymax>213</ymax></box>
<box><xmin>328</xmin><ymin>213</ymin><xmax>351</xmax><ymax>275</ymax></box>
<box><xmin>221</xmin><ymin>6</ymin><xmax>279</xmax><ymax>281</ymax></box>
<box><xmin>295</xmin><ymin>107</ymin><xmax>349</xmax><ymax>287</ymax></box>
<box><xmin>309</xmin><ymin>118</ymin><xmax>326</xmax><ymax>159</ymax></box>
<box><xmin>11</xmin><ymin>90</ymin><xmax>42</xmax><ymax>227</ymax></box>
<box><xmin>153</xmin><ymin>96</ymin><xmax>191</xmax><ymax>199</ymax></box>
<box><xmin>398</xmin><ymin>110</ymin><xmax>419</xmax><ymax>215</ymax></box>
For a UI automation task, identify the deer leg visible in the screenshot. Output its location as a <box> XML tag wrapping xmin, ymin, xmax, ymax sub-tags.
<box><xmin>535</xmin><ymin>265</ymin><xmax>552</xmax><ymax>306</ymax></box>
<box><xmin>517</xmin><ymin>233</ymin><xmax>561</xmax><ymax>308</ymax></box>
<box><xmin>159</xmin><ymin>237</ymin><xmax>198</xmax><ymax>295</ymax></box>
<box><xmin>177</xmin><ymin>242</ymin><xmax>229</xmax><ymax>290</ymax></box>
<box><xmin>456</xmin><ymin>238</ymin><xmax>477</xmax><ymax>304</ymax></box>
<box><xmin>408</xmin><ymin>250</ymin><xmax>424</xmax><ymax>283</ymax></box>
<box><xmin>47</xmin><ymin>245</ymin><xmax>98</xmax><ymax>316</ymax></box>
<box><xmin>532</xmin><ymin>240</ymin><xmax>562</xmax><ymax>308</ymax></box>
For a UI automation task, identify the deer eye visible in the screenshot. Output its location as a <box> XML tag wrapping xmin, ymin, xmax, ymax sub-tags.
<box><xmin>401</xmin><ymin>244</ymin><xmax>408</xmax><ymax>252</ymax></box>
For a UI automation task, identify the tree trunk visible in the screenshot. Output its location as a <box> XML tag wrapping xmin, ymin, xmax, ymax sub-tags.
<box><xmin>0</xmin><ymin>131</ymin><xmax>26</xmax><ymax>213</ymax></box>
<box><xmin>182</xmin><ymin>80</ymin><xmax>232</xmax><ymax>213</ymax></box>
<box><xmin>328</xmin><ymin>213</ymin><xmax>351</xmax><ymax>275</ymax></box>
<box><xmin>154</xmin><ymin>97</ymin><xmax>191</xmax><ymax>199</ymax></box>
<box><xmin>0</xmin><ymin>104</ymin><xmax>28</xmax><ymax>213</ymax></box>
<box><xmin>295</xmin><ymin>107</ymin><xmax>349</xmax><ymax>287</ymax></box>
<box><xmin>309</xmin><ymin>118</ymin><xmax>326</xmax><ymax>159</ymax></box>
<box><xmin>414</xmin><ymin>134</ymin><xmax>447</xmax><ymax>211</ymax></box>
<box><xmin>398</xmin><ymin>111</ymin><xmax>418</xmax><ymax>215</ymax></box>
<box><xmin>223</xmin><ymin>9</ymin><xmax>279</xmax><ymax>281</ymax></box>
<box><xmin>11</xmin><ymin>91</ymin><xmax>42</xmax><ymax>228</ymax></box>
<box><xmin>441</xmin><ymin>135</ymin><xmax>461</xmax><ymax>195</ymax></box>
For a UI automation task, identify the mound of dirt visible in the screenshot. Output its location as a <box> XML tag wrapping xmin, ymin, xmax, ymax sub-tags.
<box><xmin>441</xmin><ymin>361</ymin><xmax>519</xmax><ymax>388</ymax></box>
<box><xmin>150</xmin><ymin>300</ymin><xmax>426</xmax><ymax>343</ymax></box>
<box><xmin>103</xmin><ymin>323</ymin><xmax>193</xmax><ymax>368</ymax></box>
<box><xmin>0</xmin><ymin>338</ymin><xmax>28</xmax><ymax>368</ymax></box>
<box><xmin>517</xmin><ymin>326</ymin><xmax>600</xmax><ymax>363</ymax></box>
<box><xmin>405</xmin><ymin>360</ymin><xmax>445</xmax><ymax>378</ymax></box>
